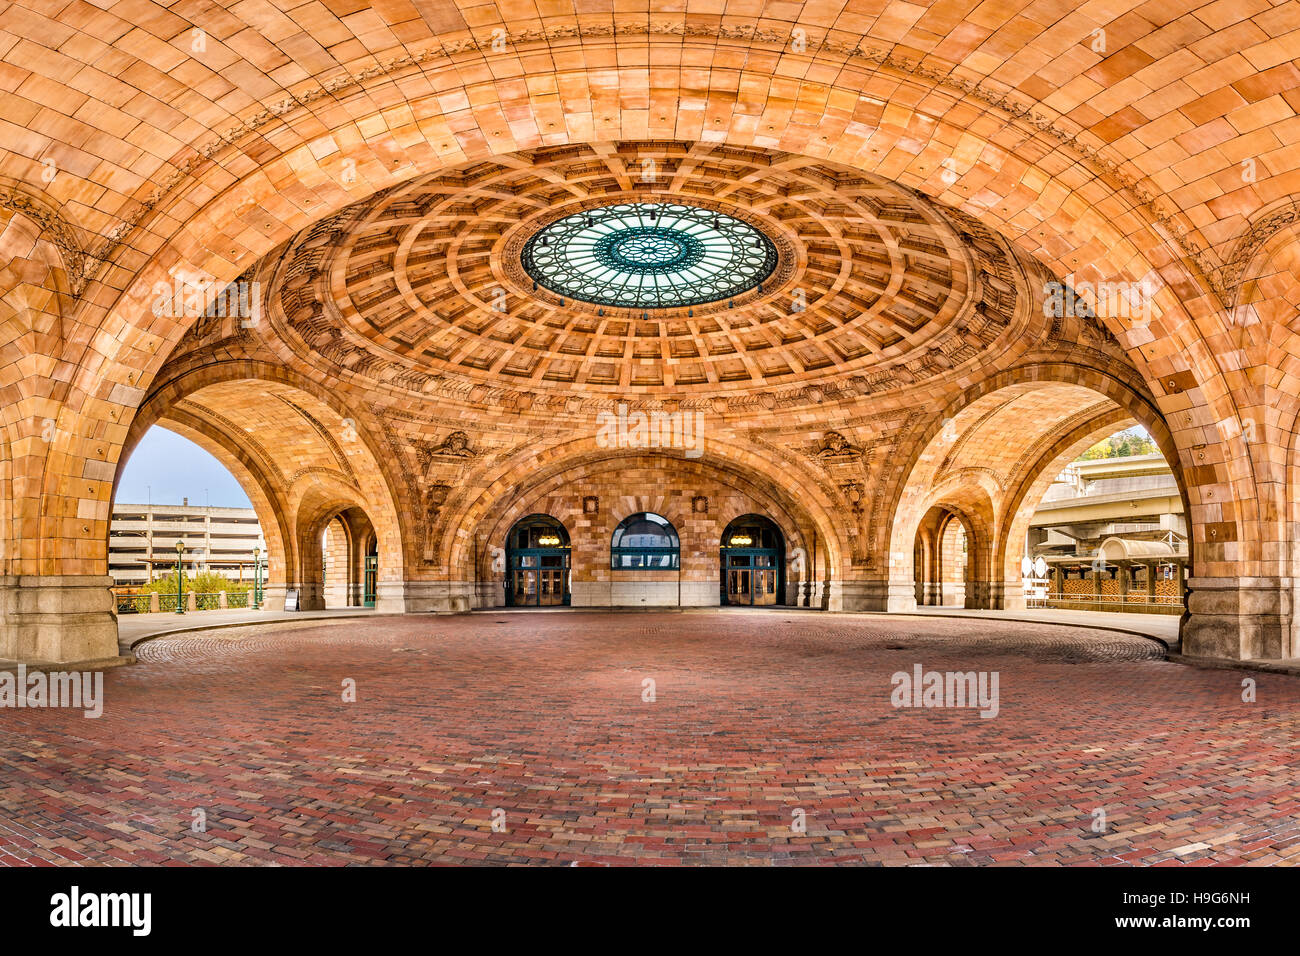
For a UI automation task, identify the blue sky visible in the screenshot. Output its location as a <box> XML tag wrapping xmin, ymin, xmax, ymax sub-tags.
<box><xmin>115</xmin><ymin>427</ymin><xmax>252</xmax><ymax>508</ymax></box>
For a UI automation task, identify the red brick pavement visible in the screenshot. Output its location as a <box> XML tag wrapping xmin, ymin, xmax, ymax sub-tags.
<box><xmin>0</xmin><ymin>611</ymin><xmax>1297</xmax><ymax>866</ymax></box>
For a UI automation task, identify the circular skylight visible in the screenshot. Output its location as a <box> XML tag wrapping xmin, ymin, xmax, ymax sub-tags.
<box><xmin>521</xmin><ymin>203</ymin><xmax>778</xmax><ymax>310</ymax></box>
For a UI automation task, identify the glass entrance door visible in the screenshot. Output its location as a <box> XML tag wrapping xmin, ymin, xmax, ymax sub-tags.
<box><xmin>727</xmin><ymin>567</ymin><xmax>752</xmax><ymax>603</ymax></box>
<box><xmin>539</xmin><ymin>569</ymin><xmax>567</xmax><ymax>606</ymax></box>
<box><xmin>505</xmin><ymin>515</ymin><xmax>571</xmax><ymax>607</ymax></box>
<box><xmin>724</xmin><ymin>559</ymin><xmax>778</xmax><ymax>605</ymax></box>
<box><xmin>720</xmin><ymin>515</ymin><xmax>784</xmax><ymax>607</ymax></box>
<box><xmin>363</xmin><ymin>554</ymin><xmax>377</xmax><ymax>607</ymax></box>
<box><xmin>512</xmin><ymin>569</ymin><xmax>538</xmax><ymax>604</ymax></box>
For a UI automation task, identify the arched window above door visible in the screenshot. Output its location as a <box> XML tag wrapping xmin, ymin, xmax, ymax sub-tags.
<box><xmin>611</xmin><ymin>513</ymin><xmax>680</xmax><ymax>570</ymax></box>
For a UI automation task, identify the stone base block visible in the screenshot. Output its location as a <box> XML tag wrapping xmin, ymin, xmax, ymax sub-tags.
<box><xmin>295</xmin><ymin>582</ymin><xmax>325</xmax><ymax>611</ymax></box>
<box><xmin>380</xmin><ymin>581</ymin><xmax>477</xmax><ymax>614</ymax></box>
<box><xmin>1183</xmin><ymin>577</ymin><xmax>1290</xmax><ymax>660</ymax></box>
<box><xmin>261</xmin><ymin>585</ymin><xmax>287</xmax><ymax>612</ymax></box>
<box><xmin>0</xmin><ymin>575</ymin><xmax>119</xmax><ymax>664</ymax></box>
<box><xmin>571</xmin><ymin>580</ymin><xmax>716</xmax><ymax>607</ymax></box>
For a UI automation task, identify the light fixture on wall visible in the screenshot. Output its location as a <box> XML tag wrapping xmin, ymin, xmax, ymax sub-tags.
<box><xmin>729</xmin><ymin>533</ymin><xmax>753</xmax><ymax>547</ymax></box>
<box><xmin>538</xmin><ymin>533</ymin><xmax>561</xmax><ymax>547</ymax></box>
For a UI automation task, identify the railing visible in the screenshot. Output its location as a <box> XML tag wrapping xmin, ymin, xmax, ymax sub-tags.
<box><xmin>112</xmin><ymin>589</ymin><xmax>254</xmax><ymax>614</ymax></box>
<box><xmin>1045</xmin><ymin>594</ymin><xmax>1182</xmax><ymax>615</ymax></box>
<box><xmin>114</xmin><ymin>593</ymin><xmax>151</xmax><ymax>614</ymax></box>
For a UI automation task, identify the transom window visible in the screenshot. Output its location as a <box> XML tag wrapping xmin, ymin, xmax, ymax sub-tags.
<box><xmin>521</xmin><ymin>203</ymin><xmax>779</xmax><ymax>310</ymax></box>
<box><xmin>507</xmin><ymin>514</ymin><xmax>570</xmax><ymax>552</ymax></box>
<box><xmin>611</xmin><ymin>512</ymin><xmax>680</xmax><ymax>570</ymax></box>
<box><xmin>721</xmin><ymin>516</ymin><xmax>783</xmax><ymax>551</ymax></box>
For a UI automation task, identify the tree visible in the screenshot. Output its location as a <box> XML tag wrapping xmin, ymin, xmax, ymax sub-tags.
<box><xmin>141</xmin><ymin>569</ymin><xmax>250</xmax><ymax>596</ymax></box>
<box><xmin>1076</xmin><ymin>428</ymin><xmax>1158</xmax><ymax>461</ymax></box>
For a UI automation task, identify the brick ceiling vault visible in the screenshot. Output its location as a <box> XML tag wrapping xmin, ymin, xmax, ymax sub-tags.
<box><xmin>3</xmin><ymin>2</ymin><xmax>1300</xmax><ymax>594</ymax></box>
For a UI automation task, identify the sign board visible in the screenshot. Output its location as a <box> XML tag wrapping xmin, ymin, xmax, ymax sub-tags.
<box><xmin>1022</xmin><ymin>555</ymin><xmax>1051</xmax><ymax>606</ymax></box>
<box><xmin>284</xmin><ymin>588</ymin><xmax>299</xmax><ymax>612</ymax></box>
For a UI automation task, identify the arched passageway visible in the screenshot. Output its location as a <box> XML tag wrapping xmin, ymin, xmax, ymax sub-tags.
<box><xmin>914</xmin><ymin>508</ymin><xmax>971</xmax><ymax>608</ymax></box>
<box><xmin>720</xmin><ymin>515</ymin><xmax>785</xmax><ymax>607</ymax></box>
<box><xmin>504</xmin><ymin>515</ymin><xmax>571</xmax><ymax>607</ymax></box>
<box><xmin>883</xmin><ymin>367</ymin><xmax>1189</xmax><ymax>615</ymax></box>
<box><xmin>320</xmin><ymin>508</ymin><xmax>376</xmax><ymax>610</ymax></box>
<box><xmin>8</xmin><ymin>14</ymin><xmax>1300</xmax><ymax>663</ymax></box>
<box><xmin>113</xmin><ymin>367</ymin><xmax>406</xmax><ymax>615</ymax></box>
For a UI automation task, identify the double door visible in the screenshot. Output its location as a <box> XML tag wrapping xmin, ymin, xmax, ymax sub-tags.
<box><xmin>723</xmin><ymin>553</ymin><xmax>779</xmax><ymax>606</ymax></box>
<box><xmin>510</xmin><ymin>567</ymin><xmax>568</xmax><ymax>606</ymax></box>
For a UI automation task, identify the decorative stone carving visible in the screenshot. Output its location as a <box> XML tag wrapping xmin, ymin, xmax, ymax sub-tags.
<box><xmin>814</xmin><ymin>431</ymin><xmax>863</xmax><ymax>462</ymax></box>
<box><xmin>421</xmin><ymin>483</ymin><xmax>453</xmax><ymax>562</ymax></box>
<box><xmin>840</xmin><ymin>481</ymin><xmax>866</xmax><ymax>515</ymax></box>
<box><xmin>1219</xmin><ymin>201</ymin><xmax>1300</xmax><ymax>307</ymax></box>
<box><xmin>0</xmin><ymin>184</ymin><xmax>92</xmax><ymax>295</ymax></box>
<box><xmin>432</xmin><ymin>431</ymin><xmax>475</xmax><ymax>459</ymax></box>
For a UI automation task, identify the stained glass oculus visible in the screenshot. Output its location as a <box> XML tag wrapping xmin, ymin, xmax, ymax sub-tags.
<box><xmin>521</xmin><ymin>203</ymin><xmax>778</xmax><ymax>309</ymax></box>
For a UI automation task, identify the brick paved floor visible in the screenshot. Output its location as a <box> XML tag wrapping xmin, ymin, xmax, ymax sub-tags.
<box><xmin>1</xmin><ymin>611</ymin><xmax>1296</xmax><ymax>866</ymax></box>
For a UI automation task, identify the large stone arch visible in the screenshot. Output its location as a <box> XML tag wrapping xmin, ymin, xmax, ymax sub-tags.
<box><xmin>441</xmin><ymin>440</ymin><xmax>840</xmax><ymax>611</ymax></box>
<box><xmin>882</xmin><ymin>363</ymin><xmax>1186</xmax><ymax>612</ymax></box>
<box><xmin>5</xmin><ymin>21</ymin><xmax>1298</xmax><ymax>662</ymax></box>
<box><xmin>42</xmin><ymin>47</ymin><xmax>1247</xmax><ymax>561</ymax></box>
<box><xmin>114</xmin><ymin>362</ymin><xmax>408</xmax><ymax>612</ymax></box>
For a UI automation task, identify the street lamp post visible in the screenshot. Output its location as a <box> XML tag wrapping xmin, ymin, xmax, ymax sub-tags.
<box><xmin>175</xmin><ymin>539</ymin><xmax>186</xmax><ymax>614</ymax></box>
<box><xmin>252</xmin><ymin>546</ymin><xmax>262</xmax><ymax>610</ymax></box>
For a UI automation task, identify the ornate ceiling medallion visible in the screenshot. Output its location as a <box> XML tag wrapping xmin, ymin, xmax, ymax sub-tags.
<box><xmin>521</xmin><ymin>203</ymin><xmax>778</xmax><ymax>309</ymax></box>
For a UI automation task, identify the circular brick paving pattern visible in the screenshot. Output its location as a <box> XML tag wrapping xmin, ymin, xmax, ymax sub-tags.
<box><xmin>1</xmin><ymin>611</ymin><xmax>1297</xmax><ymax>866</ymax></box>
